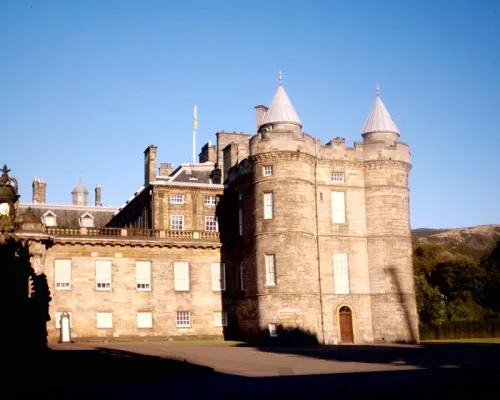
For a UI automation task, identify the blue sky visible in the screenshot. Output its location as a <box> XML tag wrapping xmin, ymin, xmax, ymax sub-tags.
<box><xmin>0</xmin><ymin>0</ymin><xmax>499</xmax><ymax>229</ymax></box>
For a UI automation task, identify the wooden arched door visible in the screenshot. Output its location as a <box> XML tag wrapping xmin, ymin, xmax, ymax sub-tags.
<box><xmin>339</xmin><ymin>306</ymin><xmax>354</xmax><ymax>344</ymax></box>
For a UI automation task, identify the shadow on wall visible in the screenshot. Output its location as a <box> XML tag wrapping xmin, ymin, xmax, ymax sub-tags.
<box><xmin>386</xmin><ymin>265</ymin><xmax>419</xmax><ymax>343</ymax></box>
<box><xmin>0</xmin><ymin>237</ymin><xmax>52</xmax><ymax>357</ymax></box>
<box><xmin>237</xmin><ymin>325</ymin><xmax>320</xmax><ymax>347</ymax></box>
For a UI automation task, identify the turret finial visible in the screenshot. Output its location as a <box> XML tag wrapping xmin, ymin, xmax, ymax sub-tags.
<box><xmin>278</xmin><ymin>70</ymin><xmax>283</xmax><ymax>86</ymax></box>
<box><xmin>376</xmin><ymin>81</ymin><xmax>380</xmax><ymax>97</ymax></box>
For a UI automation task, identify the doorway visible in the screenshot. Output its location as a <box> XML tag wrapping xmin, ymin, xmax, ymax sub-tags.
<box><xmin>339</xmin><ymin>306</ymin><xmax>354</xmax><ymax>344</ymax></box>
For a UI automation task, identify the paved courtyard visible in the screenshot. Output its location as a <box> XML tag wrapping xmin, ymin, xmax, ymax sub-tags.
<box><xmin>19</xmin><ymin>341</ymin><xmax>500</xmax><ymax>399</ymax></box>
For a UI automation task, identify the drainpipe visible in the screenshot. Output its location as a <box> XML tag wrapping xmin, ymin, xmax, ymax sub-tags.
<box><xmin>314</xmin><ymin>137</ymin><xmax>326</xmax><ymax>344</ymax></box>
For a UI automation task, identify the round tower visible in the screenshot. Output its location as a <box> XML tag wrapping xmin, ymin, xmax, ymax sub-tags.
<box><xmin>247</xmin><ymin>74</ymin><xmax>322</xmax><ymax>343</ymax></box>
<box><xmin>362</xmin><ymin>86</ymin><xmax>419</xmax><ymax>343</ymax></box>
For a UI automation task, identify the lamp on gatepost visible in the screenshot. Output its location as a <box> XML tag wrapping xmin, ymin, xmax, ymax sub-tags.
<box><xmin>59</xmin><ymin>311</ymin><xmax>72</xmax><ymax>343</ymax></box>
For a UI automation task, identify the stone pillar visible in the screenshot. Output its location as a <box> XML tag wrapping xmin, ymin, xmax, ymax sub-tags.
<box><xmin>144</xmin><ymin>145</ymin><xmax>157</xmax><ymax>186</ymax></box>
<box><xmin>254</xmin><ymin>105</ymin><xmax>268</xmax><ymax>129</ymax></box>
<box><xmin>29</xmin><ymin>240</ymin><xmax>46</xmax><ymax>275</ymax></box>
<box><xmin>32</xmin><ymin>177</ymin><xmax>46</xmax><ymax>204</ymax></box>
<box><xmin>95</xmin><ymin>184</ymin><xmax>102</xmax><ymax>207</ymax></box>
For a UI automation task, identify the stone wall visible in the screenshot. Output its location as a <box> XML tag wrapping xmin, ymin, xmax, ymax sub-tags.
<box><xmin>44</xmin><ymin>242</ymin><xmax>228</xmax><ymax>341</ymax></box>
<box><xmin>216</xmin><ymin>132</ymin><xmax>251</xmax><ymax>181</ymax></box>
<box><xmin>152</xmin><ymin>186</ymin><xmax>223</xmax><ymax>230</ymax></box>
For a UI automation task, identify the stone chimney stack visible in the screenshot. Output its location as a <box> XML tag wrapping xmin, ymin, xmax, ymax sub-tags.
<box><xmin>95</xmin><ymin>184</ymin><xmax>102</xmax><ymax>207</ymax></box>
<box><xmin>158</xmin><ymin>163</ymin><xmax>173</xmax><ymax>177</ymax></box>
<box><xmin>254</xmin><ymin>105</ymin><xmax>268</xmax><ymax>129</ymax></box>
<box><xmin>32</xmin><ymin>177</ymin><xmax>46</xmax><ymax>204</ymax></box>
<box><xmin>144</xmin><ymin>145</ymin><xmax>157</xmax><ymax>185</ymax></box>
<box><xmin>199</xmin><ymin>141</ymin><xmax>217</xmax><ymax>163</ymax></box>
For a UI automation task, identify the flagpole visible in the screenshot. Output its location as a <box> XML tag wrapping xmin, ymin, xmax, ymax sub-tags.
<box><xmin>192</xmin><ymin>105</ymin><xmax>197</xmax><ymax>164</ymax></box>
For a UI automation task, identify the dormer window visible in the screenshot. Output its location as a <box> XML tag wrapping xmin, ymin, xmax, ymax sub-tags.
<box><xmin>331</xmin><ymin>172</ymin><xmax>344</xmax><ymax>183</ymax></box>
<box><xmin>80</xmin><ymin>212</ymin><xmax>95</xmax><ymax>228</ymax></box>
<box><xmin>42</xmin><ymin>210</ymin><xmax>57</xmax><ymax>227</ymax></box>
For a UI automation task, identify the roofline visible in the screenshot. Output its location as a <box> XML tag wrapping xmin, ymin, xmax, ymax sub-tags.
<box><xmin>151</xmin><ymin>181</ymin><xmax>225</xmax><ymax>189</ymax></box>
<box><xmin>19</xmin><ymin>203</ymin><xmax>118</xmax><ymax>212</ymax></box>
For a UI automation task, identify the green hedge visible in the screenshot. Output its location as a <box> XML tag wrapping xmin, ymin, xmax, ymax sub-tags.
<box><xmin>420</xmin><ymin>321</ymin><xmax>500</xmax><ymax>340</ymax></box>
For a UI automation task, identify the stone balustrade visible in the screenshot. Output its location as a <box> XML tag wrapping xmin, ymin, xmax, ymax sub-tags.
<box><xmin>46</xmin><ymin>227</ymin><xmax>220</xmax><ymax>240</ymax></box>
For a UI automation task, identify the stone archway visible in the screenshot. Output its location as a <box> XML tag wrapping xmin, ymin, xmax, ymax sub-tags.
<box><xmin>339</xmin><ymin>306</ymin><xmax>354</xmax><ymax>344</ymax></box>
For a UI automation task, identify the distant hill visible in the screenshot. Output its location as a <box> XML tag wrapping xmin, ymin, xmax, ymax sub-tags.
<box><xmin>412</xmin><ymin>224</ymin><xmax>500</xmax><ymax>262</ymax></box>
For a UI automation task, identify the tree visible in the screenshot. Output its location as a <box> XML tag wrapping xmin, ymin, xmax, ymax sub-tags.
<box><xmin>415</xmin><ymin>275</ymin><xmax>447</xmax><ymax>325</ymax></box>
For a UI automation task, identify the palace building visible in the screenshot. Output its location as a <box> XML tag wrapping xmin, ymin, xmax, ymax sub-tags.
<box><xmin>9</xmin><ymin>78</ymin><xmax>419</xmax><ymax>344</ymax></box>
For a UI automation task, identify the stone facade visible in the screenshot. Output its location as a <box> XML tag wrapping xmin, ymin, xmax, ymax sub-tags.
<box><xmin>14</xmin><ymin>80</ymin><xmax>419</xmax><ymax>344</ymax></box>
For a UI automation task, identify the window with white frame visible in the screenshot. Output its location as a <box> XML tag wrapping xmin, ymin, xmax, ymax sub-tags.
<box><xmin>170</xmin><ymin>194</ymin><xmax>184</xmax><ymax>204</ymax></box>
<box><xmin>96</xmin><ymin>312</ymin><xmax>113</xmax><ymax>328</ymax></box>
<box><xmin>54</xmin><ymin>260</ymin><xmax>71</xmax><ymax>290</ymax></box>
<box><xmin>269</xmin><ymin>323</ymin><xmax>278</xmax><ymax>337</ymax></box>
<box><xmin>174</xmin><ymin>261</ymin><xmax>189</xmax><ymax>291</ymax></box>
<box><xmin>265</xmin><ymin>254</ymin><xmax>276</xmax><ymax>286</ymax></box>
<box><xmin>43</xmin><ymin>211</ymin><xmax>57</xmax><ymax>227</ymax></box>
<box><xmin>136</xmin><ymin>261</ymin><xmax>151</xmax><ymax>290</ymax></box>
<box><xmin>238</xmin><ymin>192</ymin><xmax>243</xmax><ymax>201</ymax></box>
<box><xmin>333</xmin><ymin>253</ymin><xmax>350</xmax><ymax>294</ymax></box>
<box><xmin>211</xmin><ymin>263</ymin><xmax>226</xmax><ymax>291</ymax></box>
<box><xmin>263</xmin><ymin>165</ymin><xmax>273</xmax><ymax>177</ymax></box>
<box><xmin>96</xmin><ymin>260</ymin><xmax>112</xmax><ymax>290</ymax></box>
<box><xmin>55</xmin><ymin>311</ymin><xmax>72</xmax><ymax>329</ymax></box>
<box><xmin>205</xmin><ymin>196</ymin><xmax>216</xmax><ymax>206</ymax></box>
<box><xmin>238</xmin><ymin>208</ymin><xmax>243</xmax><ymax>236</ymax></box>
<box><xmin>331</xmin><ymin>191</ymin><xmax>346</xmax><ymax>224</ymax></box>
<box><xmin>80</xmin><ymin>212</ymin><xmax>94</xmax><ymax>227</ymax></box>
<box><xmin>239</xmin><ymin>262</ymin><xmax>245</xmax><ymax>291</ymax></box>
<box><xmin>263</xmin><ymin>192</ymin><xmax>274</xmax><ymax>220</ymax></box>
<box><xmin>176</xmin><ymin>311</ymin><xmax>191</xmax><ymax>327</ymax></box>
<box><xmin>214</xmin><ymin>311</ymin><xmax>227</xmax><ymax>327</ymax></box>
<box><xmin>205</xmin><ymin>216</ymin><xmax>218</xmax><ymax>232</ymax></box>
<box><xmin>137</xmin><ymin>312</ymin><xmax>153</xmax><ymax>328</ymax></box>
<box><xmin>331</xmin><ymin>172</ymin><xmax>344</xmax><ymax>183</ymax></box>
<box><xmin>170</xmin><ymin>215</ymin><xmax>184</xmax><ymax>230</ymax></box>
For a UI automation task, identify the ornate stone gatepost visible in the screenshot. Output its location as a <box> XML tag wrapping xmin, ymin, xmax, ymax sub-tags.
<box><xmin>0</xmin><ymin>164</ymin><xmax>19</xmax><ymax>239</ymax></box>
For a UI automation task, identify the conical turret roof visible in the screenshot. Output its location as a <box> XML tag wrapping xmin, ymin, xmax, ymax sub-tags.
<box><xmin>260</xmin><ymin>82</ymin><xmax>301</xmax><ymax>127</ymax></box>
<box><xmin>362</xmin><ymin>93</ymin><xmax>399</xmax><ymax>135</ymax></box>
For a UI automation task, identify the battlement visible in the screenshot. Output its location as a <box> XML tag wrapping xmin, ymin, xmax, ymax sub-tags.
<box><xmin>249</xmin><ymin>128</ymin><xmax>411</xmax><ymax>164</ymax></box>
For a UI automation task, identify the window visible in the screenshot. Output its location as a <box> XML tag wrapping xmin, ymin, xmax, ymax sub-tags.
<box><xmin>269</xmin><ymin>323</ymin><xmax>278</xmax><ymax>337</ymax></box>
<box><xmin>333</xmin><ymin>253</ymin><xmax>350</xmax><ymax>294</ymax></box>
<box><xmin>263</xmin><ymin>165</ymin><xmax>273</xmax><ymax>177</ymax></box>
<box><xmin>238</xmin><ymin>208</ymin><xmax>243</xmax><ymax>236</ymax></box>
<box><xmin>265</xmin><ymin>254</ymin><xmax>276</xmax><ymax>286</ymax></box>
<box><xmin>205</xmin><ymin>196</ymin><xmax>216</xmax><ymax>206</ymax></box>
<box><xmin>174</xmin><ymin>261</ymin><xmax>189</xmax><ymax>291</ymax></box>
<box><xmin>80</xmin><ymin>216</ymin><xmax>94</xmax><ymax>227</ymax></box>
<box><xmin>80</xmin><ymin>212</ymin><xmax>94</xmax><ymax>227</ymax></box>
<box><xmin>211</xmin><ymin>263</ymin><xmax>226</xmax><ymax>291</ymax></box>
<box><xmin>170</xmin><ymin>215</ymin><xmax>184</xmax><ymax>230</ymax></box>
<box><xmin>331</xmin><ymin>172</ymin><xmax>344</xmax><ymax>183</ymax></box>
<box><xmin>238</xmin><ymin>192</ymin><xmax>243</xmax><ymax>201</ymax></box>
<box><xmin>136</xmin><ymin>261</ymin><xmax>151</xmax><ymax>290</ymax></box>
<box><xmin>205</xmin><ymin>216</ymin><xmax>218</xmax><ymax>232</ymax></box>
<box><xmin>97</xmin><ymin>312</ymin><xmax>113</xmax><ymax>328</ymax></box>
<box><xmin>239</xmin><ymin>262</ymin><xmax>245</xmax><ymax>291</ymax></box>
<box><xmin>96</xmin><ymin>260</ymin><xmax>112</xmax><ymax>290</ymax></box>
<box><xmin>43</xmin><ymin>211</ymin><xmax>57</xmax><ymax>227</ymax></box>
<box><xmin>263</xmin><ymin>192</ymin><xmax>273</xmax><ymax>220</ymax></box>
<box><xmin>137</xmin><ymin>312</ymin><xmax>153</xmax><ymax>328</ymax></box>
<box><xmin>55</xmin><ymin>260</ymin><xmax>71</xmax><ymax>290</ymax></box>
<box><xmin>214</xmin><ymin>311</ymin><xmax>227</xmax><ymax>327</ymax></box>
<box><xmin>55</xmin><ymin>312</ymin><xmax>72</xmax><ymax>329</ymax></box>
<box><xmin>332</xmin><ymin>191</ymin><xmax>346</xmax><ymax>224</ymax></box>
<box><xmin>176</xmin><ymin>311</ymin><xmax>191</xmax><ymax>327</ymax></box>
<box><xmin>170</xmin><ymin>194</ymin><xmax>184</xmax><ymax>204</ymax></box>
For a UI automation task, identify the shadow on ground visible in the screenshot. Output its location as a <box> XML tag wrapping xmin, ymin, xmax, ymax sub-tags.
<box><xmin>13</xmin><ymin>342</ymin><xmax>500</xmax><ymax>399</ymax></box>
<box><xmin>245</xmin><ymin>341</ymin><xmax>500</xmax><ymax>370</ymax></box>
